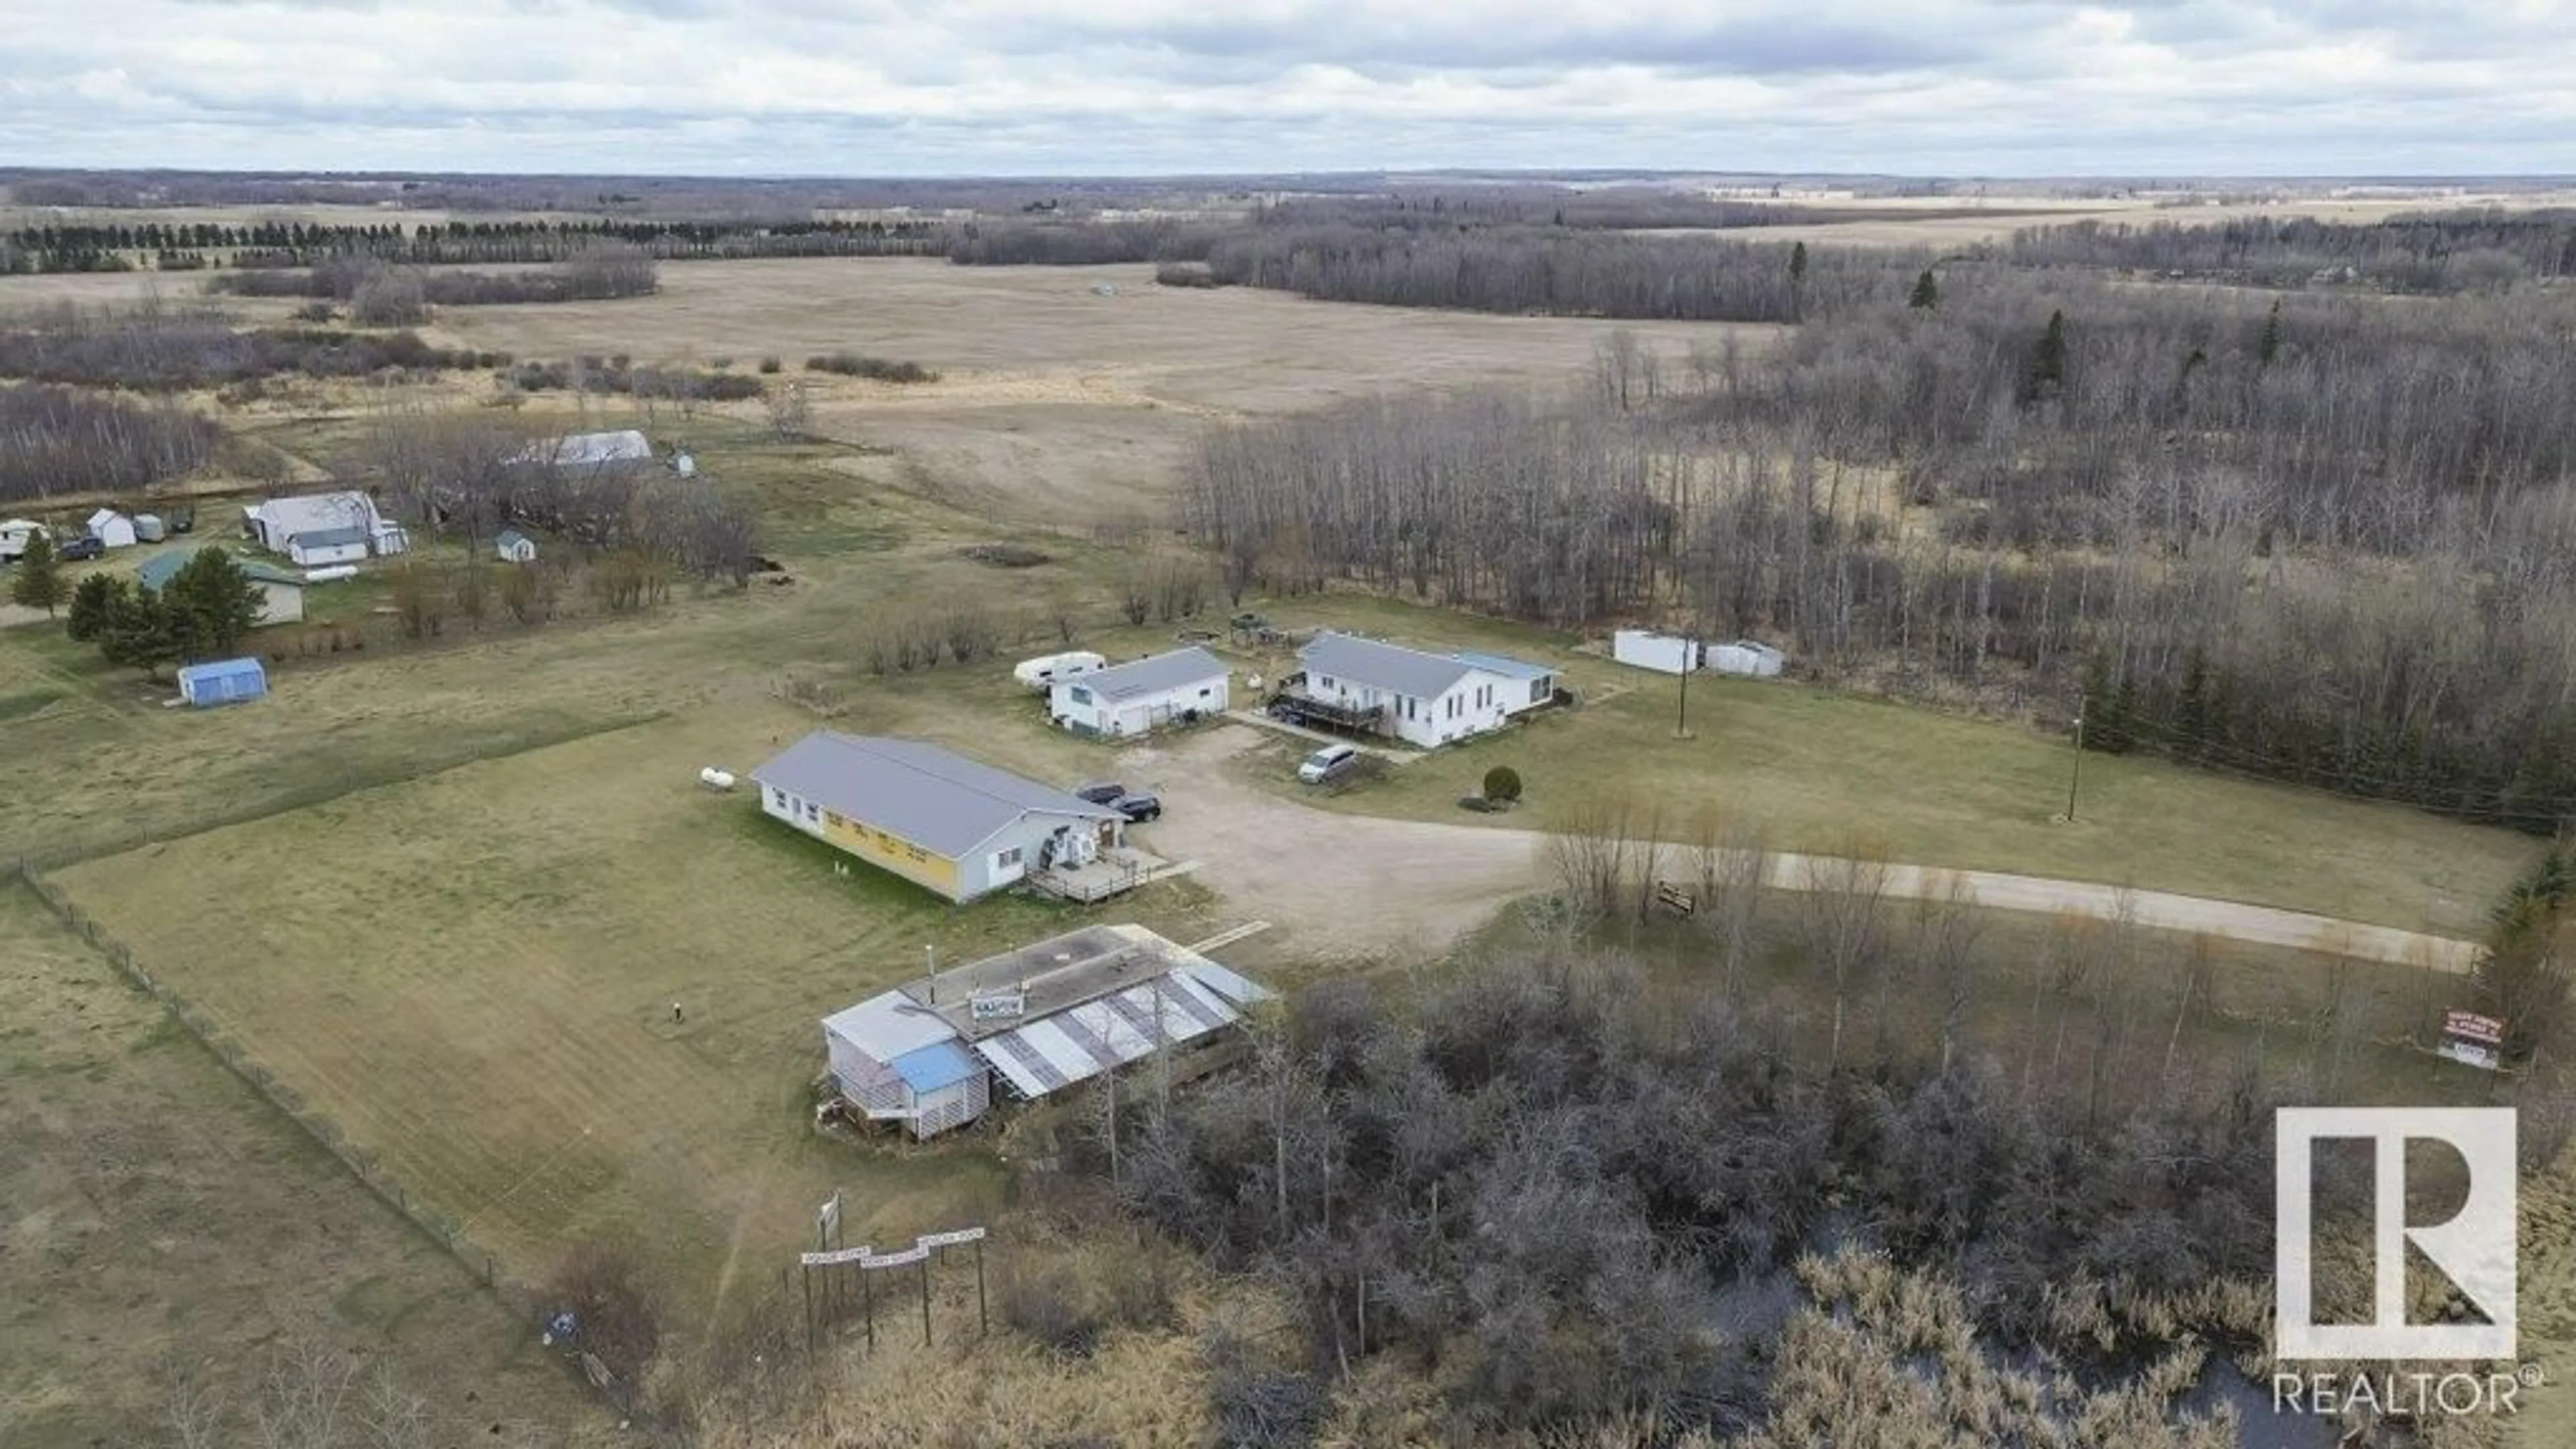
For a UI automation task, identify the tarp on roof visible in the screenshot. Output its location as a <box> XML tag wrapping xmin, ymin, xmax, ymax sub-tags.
<box><xmin>252</xmin><ymin>492</ymin><xmax>380</xmax><ymax>544</ymax></box>
<box><xmin>753</xmin><ymin>733</ymin><xmax>1121</xmax><ymax>859</ymax></box>
<box><xmin>1069</xmin><ymin>646</ymin><xmax>1228</xmax><ymax>702</ymax></box>
<box><xmin>288</xmin><ymin>526</ymin><xmax>370</xmax><ymax>549</ymax></box>
<box><xmin>1448</xmin><ymin>649</ymin><xmax>1556</xmax><ymax>682</ymax></box>
<box><xmin>518</xmin><ymin>430</ymin><xmax>652</xmax><ymax>469</ymax></box>
<box><xmin>891</xmin><ymin>1040</ymin><xmax>982</xmax><ymax>1093</ymax></box>
<box><xmin>1299</xmin><ymin>631</ymin><xmax>1475</xmax><ymax>700</ymax></box>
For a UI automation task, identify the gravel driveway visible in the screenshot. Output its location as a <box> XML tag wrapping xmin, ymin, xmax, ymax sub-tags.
<box><xmin>1118</xmin><ymin>724</ymin><xmax>2480</xmax><ymax>971</ymax></box>
<box><xmin>1118</xmin><ymin>726</ymin><xmax>1543</xmax><ymax>962</ymax></box>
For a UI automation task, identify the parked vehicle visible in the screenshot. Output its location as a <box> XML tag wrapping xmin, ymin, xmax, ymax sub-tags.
<box><xmin>1111</xmin><ymin>792</ymin><xmax>1162</xmax><ymax>822</ymax></box>
<box><xmin>1071</xmin><ymin>780</ymin><xmax>1126</xmax><ymax>806</ymax></box>
<box><xmin>1297</xmin><ymin>743</ymin><xmax>1361</xmax><ymax>784</ymax></box>
<box><xmin>1014</xmin><ymin>651</ymin><xmax>1107</xmax><ymax>691</ymax></box>
<box><xmin>58</xmin><ymin>535</ymin><xmax>105</xmax><ymax>561</ymax></box>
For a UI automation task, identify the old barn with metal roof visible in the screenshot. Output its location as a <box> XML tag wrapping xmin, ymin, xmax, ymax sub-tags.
<box><xmin>752</xmin><ymin>732</ymin><xmax>1126</xmax><ymax>903</ymax></box>
<box><xmin>820</xmin><ymin>924</ymin><xmax>1273</xmax><ymax>1139</ymax></box>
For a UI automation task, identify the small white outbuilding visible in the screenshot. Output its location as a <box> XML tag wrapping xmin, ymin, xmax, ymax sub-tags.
<box><xmin>495</xmin><ymin>528</ymin><xmax>537</xmax><ymax>564</ymax></box>
<box><xmin>1707</xmin><ymin>641</ymin><xmax>1787</xmax><ymax>678</ymax></box>
<box><xmin>1051</xmin><ymin>647</ymin><xmax>1230</xmax><ymax>737</ymax></box>
<box><xmin>1612</xmin><ymin>629</ymin><xmax>1701</xmax><ymax>676</ymax></box>
<box><xmin>87</xmin><ymin>508</ymin><xmax>138</xmax><ymax>549</ymax></box>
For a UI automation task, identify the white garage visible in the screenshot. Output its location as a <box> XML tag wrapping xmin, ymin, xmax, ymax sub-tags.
<box><xmin>1051</xmin><ymin>646</ymin><xmax>1230</xmax><ymax>738</ymax></box>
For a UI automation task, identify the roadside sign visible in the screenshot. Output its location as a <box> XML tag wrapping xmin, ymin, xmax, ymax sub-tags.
<box><xmin>2440</xmin><ymin>1010</ymin><xmax>2508</xmax><ymax>1071</ymax></box>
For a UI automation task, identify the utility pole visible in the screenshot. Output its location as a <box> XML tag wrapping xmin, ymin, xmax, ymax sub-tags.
<box><xmin>2064</xmin><ymin>710</ymin><xmax>2086</xmax><ymax>822</ymax></box>
<box><xmin>1675</xmin><ymin>633</ymin><xmax>1697</xmax><ymax>739</ymax></box>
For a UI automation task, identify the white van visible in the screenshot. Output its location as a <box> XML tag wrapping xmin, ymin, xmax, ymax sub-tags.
<box><xmin>1012</xmin><ymin>651</ymin><xmax>1107</xmax><ymax>692</ymax></box>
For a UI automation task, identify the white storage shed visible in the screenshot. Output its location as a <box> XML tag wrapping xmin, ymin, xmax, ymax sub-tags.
<box><xmin>1052</xmin><ymin>647</ymin><xmax>1229</xmax><ymax>737</ymax></box>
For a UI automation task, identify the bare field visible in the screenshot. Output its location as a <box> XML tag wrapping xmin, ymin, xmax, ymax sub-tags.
<box><xmin>423</xmin><ymin>258</ymin><xmax>1766</xmax><ymax>519</ymax></box>
<box><xmin>0</xmin><ymin>884</ymin><xmax>601</xmax><ymax>1448</ymax></box>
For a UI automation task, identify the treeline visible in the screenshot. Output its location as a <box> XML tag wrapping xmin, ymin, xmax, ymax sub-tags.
<box><xmin>212</xmin><ymin>242</ymin><xmax>660</xmax><ymax>309</ymax></box>
<box><xmin>1187</xmin><ymin>272</ymin><xmax>2576</xmax><ymax>828</ymax></box>
<box><xmin>1097</xmin><ymin>941</ymin><xmax>2280</xmax><ymax>1441</ymax></box>
<box><xmin>1197</xmin><ymin>227</ymin><xmax>1894</xmax><ymax>321</ymax></box>
<box><xmin>1</xmin><ymin>216</ymin><xmax>944</xmax><ymax>275</ymax></box>
<box><xmin>0</xmin><ymin>383</ymin><xmax>218</xmax><ymax>501</ymax></box>
<box><xmin>2004</xmin><ymin>209</ymin><xmax>2576</xmax><ymax>293</ymax></box>
<box><xmin>0</xmin><ymin>310</ymin><xmax>502</xmax><ymax>391</ymax></box>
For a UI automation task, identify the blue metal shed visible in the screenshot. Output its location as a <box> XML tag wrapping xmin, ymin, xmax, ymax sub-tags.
<box><xmin>890</xmin><ymin>1040</ymin><xmax>982</xmax><ymax>1095</ymax></box>
<box><xmin>176</xmin><ymin>657</ymin><xmax>268</xmax><ymax>708</ymax></box>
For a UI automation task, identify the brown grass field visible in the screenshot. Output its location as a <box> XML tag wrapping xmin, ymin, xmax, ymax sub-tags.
<box><xmin>46</xmin><ymin>697</ymin><xmax>1230</xmax><ymax>1308</ymax></box>
<box><xmin>0</xmin><ymin>883</ymin><xmax>602</xmax><ymax>1447</ymax></box>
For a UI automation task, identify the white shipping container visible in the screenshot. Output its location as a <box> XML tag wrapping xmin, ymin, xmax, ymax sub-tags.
<box><xmin>1611</xmin><ymin>629</ymin><xmax>1699</xmax><ymax>676</ymax></box>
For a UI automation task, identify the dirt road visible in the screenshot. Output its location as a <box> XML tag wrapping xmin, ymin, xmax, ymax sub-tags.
<box><xmin>1122</xmin><ymin>725</ymin><xmax>2481</xmax><ymax>970</ymax></box>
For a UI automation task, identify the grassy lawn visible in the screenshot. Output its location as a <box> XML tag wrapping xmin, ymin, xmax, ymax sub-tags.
<box><xmin>49</xmin><ymin>700</ymin><xmax>1228</xmax><ymax>1305</ymax></box>
<box><xmin>1200</xmin><ymin>590</ymin><xmax>2532</xmax><ymax>936</ymax></box>
<box><xmin>0</xmin><ymin>884</ymin><xmax>602</xmax><ymax>1446</ymax></box>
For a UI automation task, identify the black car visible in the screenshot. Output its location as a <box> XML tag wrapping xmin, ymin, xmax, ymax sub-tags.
<box><xmin>1071</xmin><ymin>780</ymin><xmax>1126</xmax><ymax>806</ymax></box>
<box><xmin>58</xmin><ymin>535</ymin><xmax>105</xmax><ymax>561</ymax></box>
<box><xmin>1111</xmin><ymin>792</ymin><xmax>1162</xmax><ymax>823</ymax></box>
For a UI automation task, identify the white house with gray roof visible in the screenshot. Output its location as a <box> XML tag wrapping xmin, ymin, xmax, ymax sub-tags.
<box><xmin>1292</xmin><ymin>631</ymin><xmax>1558</xmax><ymax>749</ymax></box>
<box><xmin>1050</xmin><ymin>645</ymin><xmax>1230</xmax><ymax>738</ymax></box>
<box><xmin>752</xmin><ymin>732</ymin><xmax>1126</xmax><ymax>902</ymax></box>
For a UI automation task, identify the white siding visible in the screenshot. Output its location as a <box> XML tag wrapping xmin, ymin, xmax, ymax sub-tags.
<box><xmin>252</xmin><ymin>581</ymin><xmax>305</xmax><ymax>627</ymax></box>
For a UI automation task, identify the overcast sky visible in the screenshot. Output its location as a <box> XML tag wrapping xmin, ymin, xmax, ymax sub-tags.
<box><xmin>2</xmin><ymin>1</ymin><xmax>2570</xmax><ymax>176</ymax></box>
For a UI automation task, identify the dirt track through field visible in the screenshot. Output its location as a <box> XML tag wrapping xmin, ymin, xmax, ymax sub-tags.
<box><xmin>1122</xmin><ymin>726</ymin><xmax>2480</xmax><ymax>969</ymax></box>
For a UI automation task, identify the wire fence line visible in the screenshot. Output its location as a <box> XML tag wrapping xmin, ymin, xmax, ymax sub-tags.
<box><xmin>10</xmin><ymin>855</ymin><xmax>541</xmax><ymax>1332</ymax></box>
<box><xmin>9</xmin><ymin>710</ymin><xmax>672</xmax><ymax>877</ymax></box>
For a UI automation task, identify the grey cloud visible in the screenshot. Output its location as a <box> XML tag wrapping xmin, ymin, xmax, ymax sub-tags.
<box><xmin>1</xmin><ymin>0</ymin><xmax>2572</xmax><ymax>174</ymax></box>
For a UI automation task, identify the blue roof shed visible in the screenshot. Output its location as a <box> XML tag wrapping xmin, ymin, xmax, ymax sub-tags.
<box><xmin>176</xmin><ymin>657</ymin><xmax>268</xmax><ymax>708</ymax></box>
<box><xmin>890</xmin><ymin>1040</ymin><xmax>983</xmax><ymax>1095</ymax></box>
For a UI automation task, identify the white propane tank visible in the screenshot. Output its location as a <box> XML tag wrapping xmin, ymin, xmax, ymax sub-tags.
<box><xmin>700</xmin><ymin>767</ymin><xmax>737</xmax><ymax>791</ymax></box>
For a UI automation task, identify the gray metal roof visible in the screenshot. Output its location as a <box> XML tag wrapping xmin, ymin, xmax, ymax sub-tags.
<box><xmin>1068</xmin><ymin>646</ymin><xmax>1228</xmax><ymax>702</ymax></box>
<box><xmin>1448</xmin><ymin>649</ymin><xmax>1557</xmax><ymax>682</ymax></box>
<box><xmin>753</xmin><ymin>732</ymin><xmax>1120</xmax><ymax>858</ymax></box>
<box><xmin>1299</xmin><ymin>631</ymin><xmax>1475</xmax><ymax>700</ymax></box>
<box><xmin>288</xmin><ymin>525</ymin><xmax>370</xmax><ymax>549</ymax></box>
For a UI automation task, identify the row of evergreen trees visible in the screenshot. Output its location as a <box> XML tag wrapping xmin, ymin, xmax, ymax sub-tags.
<box><xmin>15</xmin><ymin>539</ymin><xmax>264</xmax><ymax>677</ymax></box>
<box><xmin>2080</xmin><ymin>649</ymin><xmax>2576</xmax><ymax>833</ymax></box>
<box><xmin>1</xmin><ymin>217</ymin><xmax>945</xmax><ymax>276</ymax></box>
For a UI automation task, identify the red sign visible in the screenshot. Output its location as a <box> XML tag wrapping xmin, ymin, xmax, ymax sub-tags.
<box><xmin>2443</xmin><ymin>1011</ymin><xmax>2506</xmax><ymax>1046</ymax></box>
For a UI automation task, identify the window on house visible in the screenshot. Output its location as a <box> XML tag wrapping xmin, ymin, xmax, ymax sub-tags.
<box><xmin>770</xmin><ymin>788</ymin><xmax>787</xmax><ymax>810</ymax></box>
<box><xmin>997</xmin><ymin>847</ymin><xmax>1023</xmax><ymax>869</ymax></box>
<box><xmin>804</xmin><ymin>802</ymin><xmax>819</xmax><ymax>822</ymax></box>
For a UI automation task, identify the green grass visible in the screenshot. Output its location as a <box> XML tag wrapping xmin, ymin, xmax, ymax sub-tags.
<box><xmin>1201</xmin><ymin>590</ymin><xmax>2531</xmax><ymax>936</ymax></box>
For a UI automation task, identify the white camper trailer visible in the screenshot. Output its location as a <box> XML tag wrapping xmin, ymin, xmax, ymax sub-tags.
<box><xmin>1012</xmin><ymin>651</ymin><xmax>1108</xmax><ymax>692</ymax></box>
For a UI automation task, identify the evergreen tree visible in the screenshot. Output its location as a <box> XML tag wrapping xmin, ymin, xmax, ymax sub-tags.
<box><xmin>2257</xmin><ymin>299</ymin><xmax>2283</xmax><ymax>368</ymax></box>
<box><xmin>164</xmin><ymin>547</ymin><xmax>262</xmax><ymax>659</ymax></box>
<box><xmin>7</xmin><ymin>529</ymin><xmax>69</xmax><ymax>616</ymax></box>
<box><xmin>2022</xmin><ymin>309</ymin><xmax>2070</xmax><ymax>402</ymax></box>
<box><xmin>1787</xmin><ymin>241</ymin><xmax>1809</xmax><ymax>321</ymax></box>
<box><xmin>98</xmin><ymin>585</ymin><xmax>178</xmax><ymax>680</ymax></box>
<box><xmin>65</xmin><ymin>571</ymin><xmax>119</xmax><ymax>641</ymax></box>
<box><xmin>1908</xmin><ymin>268</ymin><xmax>1939</xmax><ymax>310</ymax></box>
